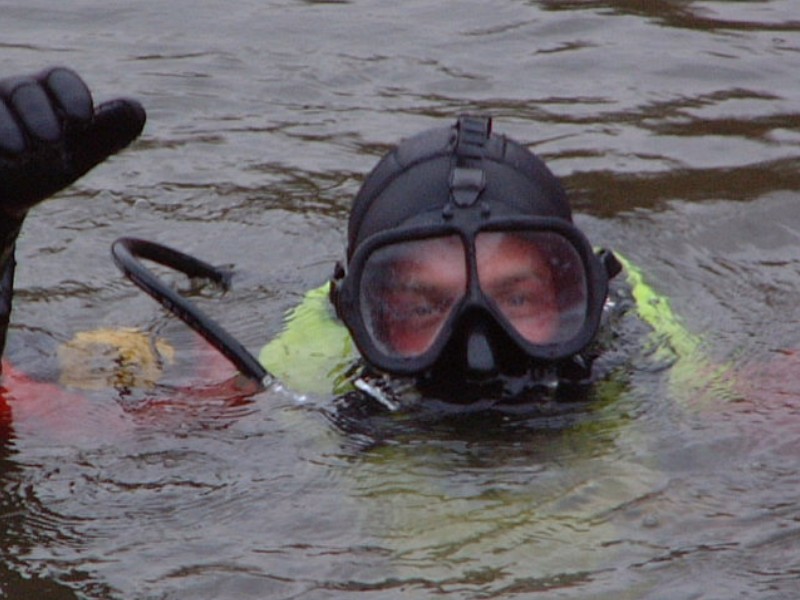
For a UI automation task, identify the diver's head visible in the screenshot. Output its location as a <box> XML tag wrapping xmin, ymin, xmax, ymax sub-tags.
<box><xmin>332</xmin><ymin>115</ymin><xmax>617</xmax><ymax>389</ymax></box>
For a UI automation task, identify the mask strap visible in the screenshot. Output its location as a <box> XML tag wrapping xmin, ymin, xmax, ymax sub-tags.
<box><xmin>329</xmin><ymin>260</ymin><xmax>346</xmax><ymax>318</ymax></box>
<box><xmin>597</xmin><ymin>248</ymin><xmax>622</xmax><ymax>279</ymax></box>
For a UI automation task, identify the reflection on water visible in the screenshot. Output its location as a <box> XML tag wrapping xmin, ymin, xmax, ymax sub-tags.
<box><xmin>1</xmin><ymin>0</ymin><xmax>800</xmax><ymax>598</ymax></box>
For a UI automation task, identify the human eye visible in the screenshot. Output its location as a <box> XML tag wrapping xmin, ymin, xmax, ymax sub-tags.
<box><xmin>389</xmin><ymin>288</ymin><xmax>455</xmax><ymax>326</ymax></box>
<box><xmin>494</xmin><ymin>279</ymin><xmax>552</xmax><ymax>316</ymax></box>
<box><xmin>502</xmin><ymin>290</ymin><xmax>532</xmax><ymax>307</ymax></box>
<box><xmin>498</xmin><ymin>290</ymin><xmax>536</xmax><ymax>313</ymax></box>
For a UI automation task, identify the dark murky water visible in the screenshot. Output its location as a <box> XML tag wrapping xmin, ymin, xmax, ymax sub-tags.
<box><xmin>1</xmin><ymin>1</ymin><xmax>800</xmax><ymax>598</ymax></box>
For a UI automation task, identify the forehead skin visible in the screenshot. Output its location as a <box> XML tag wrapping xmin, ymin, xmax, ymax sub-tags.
<box><xmin>385</xmin><ymin>233</ymin><xmax>552</xmax><ymax>285</ymax></box>
<box><xmin>386</xmin><ymin>235</ymin><xmax>466</xmax><ymax>289</ymax></box>
<box><xmin>475</xmin><ymin>232</ymin><xmax>552</xmax><ymax>284</ymax></box>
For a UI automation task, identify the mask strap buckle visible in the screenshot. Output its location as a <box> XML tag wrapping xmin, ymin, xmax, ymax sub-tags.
<box><xmin>448</xmin><ymin>115</ymin><xmax>491</xmax><ymax>210</ymax></box>
<box><xmin>449</xmin><ymin>167</ymin><xmax>485</xmax><ymax>208</ymax></box>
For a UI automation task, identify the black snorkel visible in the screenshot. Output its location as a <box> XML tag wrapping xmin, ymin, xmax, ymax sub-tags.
<box><xmin>111</xmin><ymin>237</ymin><xmax>269</xmax><ymax>385</ymax></box>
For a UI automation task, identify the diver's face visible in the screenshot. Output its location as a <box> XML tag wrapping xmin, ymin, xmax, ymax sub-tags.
<box><xmin>377</xmin><ymin>232</ymin><xmax>559</xmax><ymax>356</ymax></box>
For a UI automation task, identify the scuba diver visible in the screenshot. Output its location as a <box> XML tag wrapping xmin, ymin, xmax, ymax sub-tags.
<box><xmin>0</xmin><ymin>66</ymin><xmax>634</xmax><ymax>416</ymax></box>
<box><xmin>325</xmin><ymin>111</ymin><xmax>623</xmax><ymax>405</ymax></box>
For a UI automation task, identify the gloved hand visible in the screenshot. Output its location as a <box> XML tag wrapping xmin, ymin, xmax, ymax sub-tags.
<box><xmin>0</xmin><ymin>66</ymin><xmax>146</xmax><ymax>220</ymax></box>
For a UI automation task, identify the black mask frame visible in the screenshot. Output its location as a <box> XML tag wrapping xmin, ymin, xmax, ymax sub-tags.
<box><xmin>332</xmin><ymin>214</ymin><xmax>611</xmax><ymax>376</ymax></box>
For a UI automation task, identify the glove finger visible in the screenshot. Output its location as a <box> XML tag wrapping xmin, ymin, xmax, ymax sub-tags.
<box><xmin>0</xmin><ymin>99</ymin><xmax>26</xmax><ymax>155</ymax></box>
<box><xmin>0</xmin><ymin>68</ymin><xmax>92</xmax><ymax>157</ymax></box>
<box><xmin>2</xmin><ymin>78</ymin><xmax>60</xmax><ymax>144</ymax></box>
<box><xmin>70</xmin><ymin>98</ymin><xmax>146</xmax><ymax>178</ymax></box>
<box><xmin>40</xmin><ymin>67</ymin><xmax>93</xmax><ymax>123</ymax></box>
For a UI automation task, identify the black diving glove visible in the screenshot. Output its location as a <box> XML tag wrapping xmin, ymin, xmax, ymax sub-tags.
<box><xmin>0</xmin><ymin>67</ymin><xmax>146</xmax><ymax>365</ymax></box>
<box><xmin>0</xmin><ymin>66</ymin><xmax>146</xmax><ymax>221</ymax></box>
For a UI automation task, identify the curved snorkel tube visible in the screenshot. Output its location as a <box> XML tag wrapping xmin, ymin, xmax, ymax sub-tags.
<box><xmin>111</xmin><ymin>237</ymin><xmax>269</xmax><ymax>384</ymax></box>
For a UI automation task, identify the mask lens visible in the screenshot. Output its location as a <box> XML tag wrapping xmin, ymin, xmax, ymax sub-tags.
<box><xmin>475</xmin><ymin>231</ymin><xmax>588</xmax><ymax>346</ymax></box>
<box><xmin>360</xmin><ymin>235</ymin><xmax>466</xmax><ymax>357</ymax></box>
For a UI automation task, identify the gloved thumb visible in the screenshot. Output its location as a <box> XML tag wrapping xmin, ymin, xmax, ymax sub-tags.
<box><xmin>69</xmin><ymin>97</ymin><xmax>146</xmax><ymax>179</ymax></box>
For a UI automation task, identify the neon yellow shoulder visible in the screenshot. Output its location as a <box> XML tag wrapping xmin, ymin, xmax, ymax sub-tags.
<box><xmin>259</xmin><ymin>259</ymin><xmax>725</xmax><ymax>404</ymax></box>
<box><xmin>616</xmin><ymin>254</ymin><xmax>702</xmax><ymax>362</ymax></box>
<box><xmin>616</xmin><ymin>253</ymin><xmax>729</xmax><ymax>407</ymax></box>
<box><xmin>258</xmin><ymin>283</ymin><xmax>357</xmax><ymax>396</ymax></box>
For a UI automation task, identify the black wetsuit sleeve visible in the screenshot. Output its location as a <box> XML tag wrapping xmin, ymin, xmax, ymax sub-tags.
<box><xmin>0</xmin><ymin>217</ymin><xmax>21</xmax><ymax>367</ymax></box>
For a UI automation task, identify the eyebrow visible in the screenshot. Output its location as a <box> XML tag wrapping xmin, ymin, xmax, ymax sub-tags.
<box><xmin>482</xmin><ymin>266</ymin><xmax>550</xmax><ymax>288</ymax></box>
<box><xmin>380</xmin><ymin>280</ymin><xmax>461</xmax><ymax>298</ymax></box>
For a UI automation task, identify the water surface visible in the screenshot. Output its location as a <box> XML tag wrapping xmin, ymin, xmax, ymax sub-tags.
<box><xmin>1</xmin><ymin>1</ymin><xmax>799</xmax><ymax>598</ymax></box>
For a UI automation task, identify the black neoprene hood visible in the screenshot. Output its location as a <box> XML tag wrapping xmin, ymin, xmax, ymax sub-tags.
<box><xmin>332</xmin><ymin>115</ymin><xmax>618</xmax><ymax>379</ymax></box>
<box><xmin>346</xmin><ymin>118</ymin><xmax>572</xmax><ymax>260</ymax></box>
